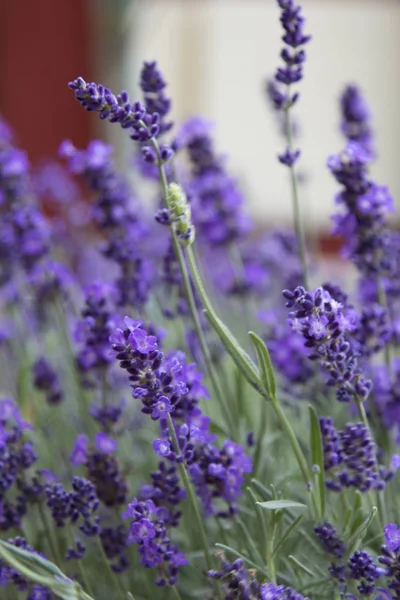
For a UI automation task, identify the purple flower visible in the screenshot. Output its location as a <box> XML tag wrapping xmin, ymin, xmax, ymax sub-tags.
<box><xmin>123</xmin><ymin>498</ymin><xmax>186</xmax><ymax>585</ymax></box>
<box><xmin>32</xmin><ymin>357</ymin><xmax>63</xmax><ymax>405</ymax></box>
<box><xmin>320</xmin><ymin>418</ymin><xmax>388</xmax><ymax>492</ymax></box>
<box><xmin>314</xmin><ymin>521</ymin><xmax>346</xmax><ymax>558</ymax></box>
<box><xmin>152</xmin><ymin>439</ymin><xmax>171</xmax><ymax>458</ymax></box>
<box><xmin>340</xmin><ymin>84</ymin><xmax>373</xmax><ymax>154</ymax></box>
<box><xmin>0</xmin><ymin>398</ymin><xmax>32</xmax><ymax>431</ymax></box>
<box><xmin>95</xmin><ymin>432</ymin><xmax>118</xmax><ymax>454</ymax></box>
<box><xmin>348</xmin><ymin>550</ymin><xmax>384</xmax><ymax>596</ymax></box>
<box><xmin>151</xmin><ymin>397</ymin><xmax>172</xmax><ymax>420</ymax></box>
<box><xmin>384</xmin><ymin>524</ymin><xmax>400</xmax><ymax>552</ymax></box>
<box><xmin>70</xmin><ymin>434</ymin><xmax>89</xmax><ymax>466</ymax></box>
<box><xmin>61</xmin><ymin>140</ymin><xmax>153</xmax><ymax>308</ymax></box>
<box><xmin>278</xmin><ymin>148</ymin><xmax>301</xmax><ymax>166</ymax></box>
<box><xmin>130</xmin><ymin>518</ymin><xmax>156</xmax><ymax>543</ymax></box>
<box><xmin>283</xmin><ymin>286</ymin><xmax>372</xmax><ymax>404</ymax></box>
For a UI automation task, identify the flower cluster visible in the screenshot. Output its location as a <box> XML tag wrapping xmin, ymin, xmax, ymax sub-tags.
<box><xmin>0</xmin><ymin>398</ymin><xmax>37</xmax><ymax>531</ymax></box>
<box><xmin>319</xmin><ymin>418</ymin><xmax>391</xmax><ymax>492</ymax></box>
<box><xmin>70</xmin><ymin>434</ymin><xmax>128</xmax><ymax>508</ymax></box>
<box><xmin>373</xmin><ymin>358</ymin><xmax>400</xmax><ymax>439</ymax></box>
<box><xmin>69</xmin><ymin>61</ymin><xmax>173</xmax><ymax>163</ymax></box>
<box><xmin>328</xmin><ymin>140</ymin><xmax>399</xmax><ymax>279</ymax></box>
<box><xmin>176</xmin><ymin>117</ymin><xmax>252</xmax><ymax>247</ymax></box>
<box><xmin>340</xmin><ymin>84</ymin><xmax>373</xmax><ymax>154</ymax></box>
<box><xmin>123</xmin><ymin>498</ymin><xmax>187</xmax><ymax>586</ymax></box>
<box><xmin>60</xmin><ymin>140</ymin><xmax>153</xmax><ymax>308</ymax></box>
<box><xmin>111</xmin><ymin>318</ymin><xmax>251</xmax><ymax>583</ymax></box>
<box><xmin>271</xmin><ymin>0</ymin><xmax>311</xmax><ymax>167</ymax></box>
<box><xmin>209</xmin><ymin>555</ymin><xmax>309</xmax><ymax>599</ymax></box>
<box><xmin>314</xmin><ymin>522</ymin><xmax>346</xmax><ymax>559</ymax></box>
<box><xmin>379</xmin><ymin>523</ymin><xmax>400</xmax><ymax>598</ymax></box>
<box><xmin>32</xmin><ymin>357</ymin><xmax>63</xmax><ymax>405</ymax></box>
<box><xmin>283</xmin><ymin>286</ymin><xmax>372</xmax><ymax>403</ymax></box>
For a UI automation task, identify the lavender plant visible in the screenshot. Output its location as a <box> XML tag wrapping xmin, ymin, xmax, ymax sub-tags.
<box><xmin>1</xmin><ymin>1</ymin><xmax>400</xmax><ymax>599</ymax></box>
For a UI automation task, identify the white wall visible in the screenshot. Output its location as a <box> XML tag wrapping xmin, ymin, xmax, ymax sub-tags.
<box><xmin>122</xmin><ymin>0</ymin><xmax>400</xmax><ymax>229</ymax></box>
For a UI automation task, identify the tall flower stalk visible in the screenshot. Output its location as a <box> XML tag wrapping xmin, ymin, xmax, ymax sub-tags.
<box><xmin>267</xmin><ymin>0</ymin><xmax>311</xmax><ymax>288</ymax></box>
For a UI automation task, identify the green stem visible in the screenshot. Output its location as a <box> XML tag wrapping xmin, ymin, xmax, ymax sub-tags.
<box><xmin>166</xmin><ymin>414</ymin><xmax>222</xmax><ymax>600</ymax></box>
<box><xmin>252</xmin><ymin>400</ymin><xmax>268</xmax><ymax>479</ymax></box>
<box><xmin>377</xmin><ymin>277</ymin><xmax>392</xmax><ymax>370</ymax></box>
<box><xmin>97</xmin><ymin>537</ymin><xmax>125</xmax><ymax>599</ymax></box>
<box><xmin>37</xmin><ymin>503</ymin><xmax>62</xmax><ymax>567</ymax></box>
<box><xmin>266</xmin><ymin>524</ymin><xmax>276</xmax><ymax>583</ymax></box>
<box><xmin>148</xmin><ymin>135</ymin><xmax>235</xmax><ymax>435</ymax></box>
<box><xmin>68</xmin><ymin>529</ymin><xmax>94</xmax><ymax>598</ymax></box>
<box><xmin>171</xmin><ymin>585</ymin><xmax>184</xmax><ymax>600</ymax></box>
<box><xmin>355</xmin><ymin>397</ymin><xmax>387</xmax><ymax>528</ymax></box>
<box><xmin>270</xmin><ymin>401</ymin><xmax>311</xmax><ymax>488</ymax></box>
<box><xmin>52</xmin><ymin>300</ymin><xmax>88</xmax><ymax>427</ymax></box>
<box><xmin>186</xmin><ymin>243</ymin><xmax>316</xmax><ymax>512</ymax></box>
<box><xmin>284</xmin><ymin>102</ymin><xmax>309</xmax><ymax>289</ymax></box>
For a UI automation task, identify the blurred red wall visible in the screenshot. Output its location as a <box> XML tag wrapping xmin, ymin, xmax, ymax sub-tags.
<box><xmin>0</xmin><ymin>0</ymin><xmax>91</xmax><ymax>160</ymax></box>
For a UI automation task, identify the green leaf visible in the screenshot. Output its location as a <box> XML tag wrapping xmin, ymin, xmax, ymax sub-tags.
<box><xmin>236</xmin><ymin>517</ymin><xmax>264</xmax><ymax>565</ymax></box>
<box><xmin>347</xmin><ymin>506</ymin><xmax>377</xmax><ymax>551</ymax></box>
<box><xmin>203</xmin><ymin>310</ymin><xmax>262</xmax><ymax>392</ymax></box>
<box><xmin>272</xmin><ymin>515</ymin><xmax>304</xmax><ymax>557</ymax></box>
<box><xmin>288</xmin><ymin>555</ymin><xmax>316</xmax><ymax>577</ymax></box>
<box><xmin>248</xmin><ymin>331</ymin><xmax>276</xmax><ymax>399</ymax></box>
<box><xmin>344</xmin><ymin>490</ymin><xmax>364</xmax><ymax>538</ymax></box>
<box><xmin>308</xmin><ymin>405</ymin><xmax>325</xmax><ymax>519</ymax></box>
<box><xmin>0</xmin><ymin>541</ymin><xmax>94</xmax><ymax>600</ymax></box>
<box><xmin>251</xmin><ymin>479</ymin><xmax>272</xmax><ymax>501</ymax></box>
<box><xmin>127</xmin><ymin>594</ymin><xmax>135</xmax><ymax>600</ymax></box>
<box><xmin>257</xmin><ymin>500</ymin><xmax>307</xmax><ymax>511</ymax></box>
<box><xmin>208</xmin><ymin>419</ymin><xmax>229</xmax><ymax>438</ymax></box>
<box><xmin>246</xmin><ymin>488</ymin><xmax>268</xmax><ymax>557</ymax></box>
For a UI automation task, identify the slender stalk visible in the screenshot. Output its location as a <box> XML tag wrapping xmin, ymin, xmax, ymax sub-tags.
<box><xmin>67</xmin><ymin>529</ymin><xmax>94</xmax><ymax>598</ymax></box>
<box><xmin>284</xmin><ymin>101</ymin><xmax>309</xmax><ymax>289</ymax></box>
<box><xmin>148</xmin><ymin>135</ymin><xmax>235</xmax><ymax>435</ymax></box>
<box><xmin>37</xmin><ymin>503</ymin><xmax>62</xmax><ymax>567</ymax></box>
<box><xmin>166</xmin><ymin>414</ymin><xmax>223</xmax><ymax>600</ymax></box>
<box><xmin>270</xmin><ymin>401</ymin><xmax>310</xmax><ymax>487</ymax></box>
<box><xmin>377</xmin><ymin>276</ymin><xmax>392</xmax><ymax>370</ymax></box>
<box><xmin>97</xmin><ymin>537</ymin><xmax>125</xmax><ymax>599</ymax></box>
<box><xmin>252</xmin><ymin>400</ymin><xmax>268</xmax><ymax>479</ymax></box>
<box><xmin>171</xmin><ymin>585</ymin><xmax>184</xmax><ymax>600</ymax></box>
<box><xmin>186</xmin><ymin>243</ymin><xmax>318</xmax><ymax>514</ymax></box>
<box><xmin>266</xmin><ymin>524</ymin><xmax>276</xmax><ymax>583</ymax></box>
<box><xmin>355</xmin><ymin>397</ymin><xmax>387</xmax><ymax>528</ymax></box>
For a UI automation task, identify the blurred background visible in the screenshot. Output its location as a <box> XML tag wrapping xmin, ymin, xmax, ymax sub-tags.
<box><xmin>1</xmin><ymin>0</ymin><xmax>399</xmax><ymax>251</ymax></box>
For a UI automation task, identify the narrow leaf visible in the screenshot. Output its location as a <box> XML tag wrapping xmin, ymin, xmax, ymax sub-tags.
<box><xmin>288</xmin><ymin>555</ymin><xmax>315</xmax><ymax>577</ymax></box>
<box><xmin>249</xmin><ymin>331</ymin><xmax>276</xmax><ymax>398</ymax></box>
<box><xmin>257</xmin><ymin>500</ymin><xmax>307</xmax><ymax>511</ymax></box>
<box><xmin>272</xmin><ymin>515</ymin><xmax>304</xmax><ymax>557</ymax></box>
<box><xmin>0</xmin><ymin>541</ymin><xmax>93</xmax><ymax>600</ymax></box>
<box><xmin>347</xmin><ymin>506</ymin><xmax>377</xmax><ymax>550</ymax></box>
<box><xmin>237</xmin><ymin>517</ymin><xmax>264</xmax><ymax>565</ymax></box>
<box><xmin>309</xmin><ymin>405</ymin><xmax>325</xmax><ymax>519</ymax></box>
<box><xmin>203</xmin><ymin>310</ymin><xmax>261</xmax><ymax>391</ymax></box>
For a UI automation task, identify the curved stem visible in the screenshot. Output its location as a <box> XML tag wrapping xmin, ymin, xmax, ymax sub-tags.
<box><xmin>171</xmin><ymin>585</ymin><xmax>184</xmax><ymax>600</ymax></box>
<box><xmin>186</xmin><ymin>245</ymin><xmax>316</xmax><ymax>511</ymax></box>
<box><xmin>148</xmin><ymin>135</ymin><xmax>235</xmax><ymax>435</ymax></box>
<box><xmin>284</xmin><ymin>103</ymin><xmax>309</xmax><ymax>289</ymax></box>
